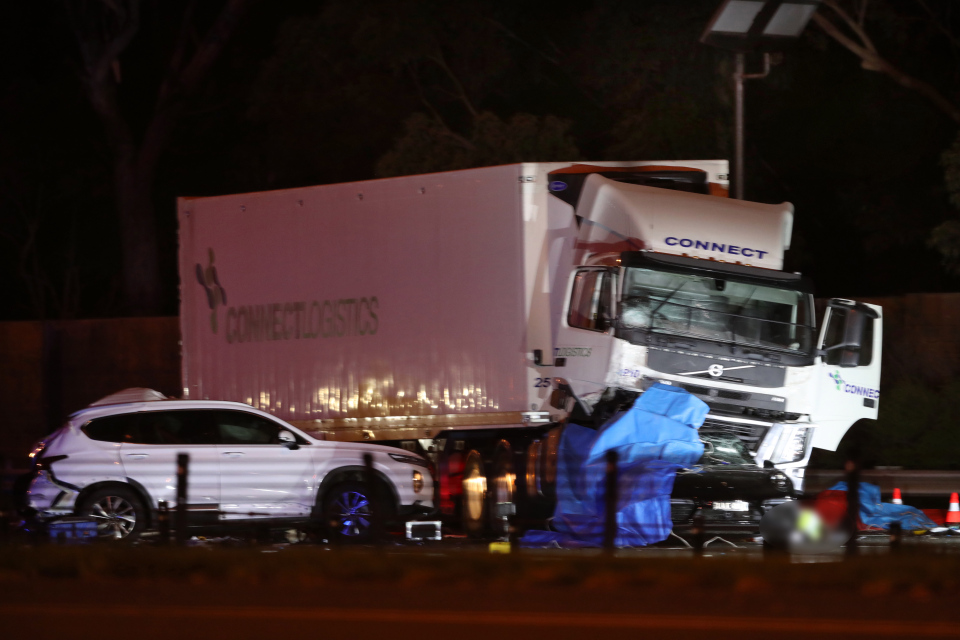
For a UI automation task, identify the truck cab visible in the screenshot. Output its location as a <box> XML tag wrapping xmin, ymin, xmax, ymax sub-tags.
<box><xmin>538</xmin><ymin>168</ymin><xmax>881</xmax><ymax>492</ymax></box>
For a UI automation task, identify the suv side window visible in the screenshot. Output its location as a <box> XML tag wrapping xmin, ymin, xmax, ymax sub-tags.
<box><xmin>138</xmin><ymin>410</ymin><xmax>220</xmax><ymax>445</ymax></box>
<box><xmin>216</xmin><ymin>410</ymin><xmax>281</xmax><ymax>445</ymax></box>
<box><xmin>83</xmin><ymin>413</ymin><xmax>143</xmax><ymax>443</ymax></box>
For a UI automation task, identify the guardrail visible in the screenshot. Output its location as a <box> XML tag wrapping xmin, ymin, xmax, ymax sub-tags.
<box><xmin>805</xmin><ymin>470</ymin><xmax>960</xmax><ymax>497</ymax></box>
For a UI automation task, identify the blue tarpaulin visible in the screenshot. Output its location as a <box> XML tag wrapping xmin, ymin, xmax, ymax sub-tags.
<box><xmin>521</xmin><ymin>384</ymin><xmax>708</xmax><ymax>548</ymax></box>
<box><xmin>828</xmin><ymin>481</ymin><xmax>939</xmax><ymax>531</ymax></box>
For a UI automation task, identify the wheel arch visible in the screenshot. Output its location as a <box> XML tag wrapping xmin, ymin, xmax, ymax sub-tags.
<box><xmin>75</xmin><ymin>480</ymin><xmax>153</xmax><ymax>527</ymax></box>
<box><xmin>314</xmin><ymin>466</ymin><xmax>399</xmax><ymax>516</ymax></box>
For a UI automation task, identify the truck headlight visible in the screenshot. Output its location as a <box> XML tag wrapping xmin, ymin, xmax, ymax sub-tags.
<box><xmin>769</xmin><ymin>472</ymin><xmax>791</xmax><ymax>492</ymax></box>
<box><xmin>772</xmin><ymin>426</ymin><xmax>809</xmax><ymax>463</ymax></box>
<box><xmin>412</xmin><ymin>470</ymin><xmax>424</xmax><ymax>493</ymax></box>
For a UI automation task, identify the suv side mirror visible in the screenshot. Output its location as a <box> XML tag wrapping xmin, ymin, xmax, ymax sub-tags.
<box><xmin>278</xmin><ymin>430</ymin><xmax>299</xmax><ymax>450</ymax></box>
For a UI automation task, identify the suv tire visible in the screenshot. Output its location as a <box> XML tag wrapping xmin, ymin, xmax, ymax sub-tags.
<box><xmin>77</xmin><ymin>485</ymin><xmax>147</xmax><ymax>541</ymax></box>
<box><xmin>322</xmin><ymin>481</ymin><xmax>384</xmax><ymax>542</ymax></box>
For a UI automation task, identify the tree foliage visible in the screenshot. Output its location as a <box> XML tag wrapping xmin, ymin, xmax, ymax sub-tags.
<box><xmin>376</xmin><ymin>111</ymin><xmax>578</xmax><ymax>177</ymax></box>
<box><xmin>65</xmin><ymin>0</ymin><xmax>251</xmax><ymax>314</ymax></box>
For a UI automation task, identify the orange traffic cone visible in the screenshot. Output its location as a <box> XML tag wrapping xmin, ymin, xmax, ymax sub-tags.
<box><xmin>892</xmin><ymin>488</ymin><xmax>903</xmax><ymax>505</ymax></box>
<box><xmin>947</xmin><ymin>493</ymin><xmax>960</xmax><ymax>530</ymax></box>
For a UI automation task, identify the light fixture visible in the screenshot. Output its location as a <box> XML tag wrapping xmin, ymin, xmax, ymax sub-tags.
<box><xmin>701</xmin><ymin>0</ymin><xmax>822</xmax><ymax>53</ymax></box>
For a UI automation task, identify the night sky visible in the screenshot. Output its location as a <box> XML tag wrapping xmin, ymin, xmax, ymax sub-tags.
<box><xmin>2</xmin><ymin>0</ymin><xmax>959</xmax><ymax>320</ymax></box>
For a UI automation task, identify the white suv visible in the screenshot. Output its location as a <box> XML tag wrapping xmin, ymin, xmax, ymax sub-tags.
<box><xmin>25</xmin><ymin>394</ymin><xmax>434</xmax><ymax>540</ymax></box>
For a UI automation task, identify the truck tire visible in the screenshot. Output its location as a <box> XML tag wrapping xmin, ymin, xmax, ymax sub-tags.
<box><xmin>76</xmin><ymin>485</ymin><xmax>147</xmax><ymax>541</ymax></box>
<box><xmin>489</xmin><ymin>441</ymin><xmax>516</xmax><ymax>537</ymax></box>
<box><xmin>540</xmin><ymin>426</ymin><xmax>563</xmax><ymax>499</ymax></box>
<box><xmin>461</xmin><ymin>450</ymin><xmax>487</xmax><ymax>537</ymax></box>
<box><xmin>525</xmin><ymin>440</ymin><xmax>542</xmax><ymax>499</ymax></box>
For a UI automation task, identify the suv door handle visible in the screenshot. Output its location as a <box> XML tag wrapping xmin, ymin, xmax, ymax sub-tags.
<box><xmin>222</xmin><ymin>452</ymin><xmax>245</xmax><ymax>457</ymax></box>
<box><xmin>125</xmin><ymin>453</ymin><xmax>148</xmax><ymax>459</ymax></box>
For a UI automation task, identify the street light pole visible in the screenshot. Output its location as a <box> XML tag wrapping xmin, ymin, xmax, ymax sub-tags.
<box><xmin>701</xmin><ymin>0</ymin><xmax>821</xmax><ymax>199</ymax></box>
<box><xmin>734</xmin><ymin>53</ymin><xmax>745</xmax><ymax>200</ymax></box>
<box><xmin>733</xmin><ymin>52</ymin><xmax>771</xmax><ymax>200</ymax></box>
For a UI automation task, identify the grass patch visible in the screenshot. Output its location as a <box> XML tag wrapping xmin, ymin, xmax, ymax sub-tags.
<box><xmin>1</xmin><ymin>544</ymin><xmax>959</xmax><ymax>595</ymax></box>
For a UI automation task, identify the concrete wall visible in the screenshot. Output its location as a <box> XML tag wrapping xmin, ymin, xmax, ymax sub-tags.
<box><xmin>0</xmin><ymin>317</ymin><xmax>181</xmax><ymax>469</ymax></box>
<box><xmin>856</xmin><ymin>293</ymin><xmax>960</xmax><ymax>386</ymax></box>
<box><xmin>1</xmin><ymin>292</ymin><xmax>958</xmax><ymax>468</ymax></box>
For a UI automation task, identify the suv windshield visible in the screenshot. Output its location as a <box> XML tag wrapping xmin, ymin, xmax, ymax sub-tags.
<box><xmin>699</xmin><ymin>434</ymin><xmax>756</xmax><ymax>466</ymax></box>
<box><xmin>620</xmin><ymin>267</ymin><xmax>814</xmax><ymax>354</ymax></box>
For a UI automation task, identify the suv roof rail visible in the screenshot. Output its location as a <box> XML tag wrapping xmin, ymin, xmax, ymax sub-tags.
<box><xmin>88</xmin><ymin>388</ymin><xmax>170</xmax><ymax>407</ymax></box>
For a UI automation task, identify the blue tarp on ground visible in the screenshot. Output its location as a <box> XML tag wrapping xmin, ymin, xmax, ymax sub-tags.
<box><xmin>521</xmin><ymin>384</ymin><xmax>708</xmax><ymax>548</ymax></box>
<box><xmin>828</xmin><ymin>481</ymin><xmax>939</xmax><ymax>531</ymax></box>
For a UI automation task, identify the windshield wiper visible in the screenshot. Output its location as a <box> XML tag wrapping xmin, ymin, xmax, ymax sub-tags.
<box><xmin>648</xmin><ymin>282</ymin><xmax>687</xmax><ymax>323</ymax></box>
<box><xmin>727</xmin><ymin>286</ymin><xmax>758</xmax><ymax>354</ymax></box>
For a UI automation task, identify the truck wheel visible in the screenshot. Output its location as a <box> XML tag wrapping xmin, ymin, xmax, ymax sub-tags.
<box><xmin>461</xmin><ymin>450</ymin><xmax>487</xmax><ymax>537</ymax></box>
<box><xmin>525</xmin><ymin>440</ymin><xmax>541</xmax><ymax>499</ymax></box>
<box><xmin>77</xmin><ymin>485</ymin><xmax>147</xmax><ymax>541</ymax></box>
<box><xmin>322</xmin><ymin>482</ymin><xmax>384</xmax><ymax>542</ymax></box>
<box><xmin>540</xmin><ymin>426</ymin><xmax>563</xmax><ymax>499</ymax></box>
<box><xmin>489</xmin><ymin>442</ymin><xmax>516</xmax><ymax>537</ymax></box>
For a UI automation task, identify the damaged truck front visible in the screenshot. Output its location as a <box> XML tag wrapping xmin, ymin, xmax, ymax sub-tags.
<box><xmin>546</xmin><ymin>168</ymin><xmax>882</xmax><ymax>492</ymax></box>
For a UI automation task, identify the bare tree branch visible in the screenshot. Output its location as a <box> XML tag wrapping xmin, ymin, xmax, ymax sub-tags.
<box><xmin>428</xmin><ymin>49</ymin><xmax>479</xmax><ymax>119</ymax></box>
<box><xmin>813</xmin><ymin>0</ymin><xmax>960</xmax><ymax>123</ymax></box>
<box><xmin>65</xmin><ymin>0</ymin><xmax>252</xmax><ymax>312</ymax></box>
<box><xmin>139</xmin><ymin>0</ymin><xmax>251</xmax><ymax>178</ymax></box>
<box><xmin>914</xmin><ymin>0</ymin><xmax>960</xmax><ymax>52</ymax></box>
<box><xmin>485</xmin><ymin>18</ymin><xmax>560</xmax><ymax>65</ymax></box>
<box><xmin>857</xmin><ymin>0</ymin><xmax>869</xmax><ymax>27</ymax></box>
<box><xmin>66</xmin><ymin>0</ymin><xmax>139</xmax><ymax>155</ymax></box>
<box><xmin>823</xmin><ymin>0</ymin><xmax>878</xmax><ymax>57</ymax></box>
<box><xmin>408</xmin><ymin>63</ymin><xmax>475</xmax><ymax>151</ymax></box>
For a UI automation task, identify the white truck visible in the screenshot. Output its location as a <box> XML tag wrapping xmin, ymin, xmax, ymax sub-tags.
<box><xmin>178</xmin><ymin>160</ymin><xmax>881</xmax><ymax>535</ymax></box>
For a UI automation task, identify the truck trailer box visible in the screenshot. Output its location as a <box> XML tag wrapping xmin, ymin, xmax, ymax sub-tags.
<box><xmin>179</xmin><ymin>161</ymin><xmax>734</xmax><ymax>440</ymax></box>
<box><xmin>180</xmin><ymin>164</ymin><xmax>534</xmax><ymax>437</ymax></box>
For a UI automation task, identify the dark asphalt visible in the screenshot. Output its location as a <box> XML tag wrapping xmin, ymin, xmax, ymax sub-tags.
<box><xmin>3</xmin><ymin>573</ymin><xmax>960</xmax><ymax>640</ymax></box>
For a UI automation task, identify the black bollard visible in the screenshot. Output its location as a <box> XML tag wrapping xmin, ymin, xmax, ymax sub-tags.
<box><xmin>363</xmin><ymin>453</ymin><xmax>380</xmax><ymax>542</ymax></box>
<box><xmin>176</xmin><ymin>453</ymin><xmax>189</xmax><ymax>545</ymax></box>
<box><xmin>691</xmin><ymin>511</ymin><xmax>705</xmax><ymax>555</ymax></box>
<box><xmin>845</xmin><ymin>459</ymin><xmax>860</xmax><ymax>557</ymax></box>
<box><xmin>603</xmin><ymin>449</ymin><xmax>618</xmax><ymax>552</ymax></box>
<box><xmin>157</xmin><ymin>500</ymin><xmax>170</xmax><ymax>545</ymax></box>
<box><xmin>889</xmin><ymin>521</ymin><xmax>902</xmax><ymax>553</ymax></box>
<box><xmin>509</xmin><ymin>447</ymin><xmax>523</xmax><ymax>551</ymax></box>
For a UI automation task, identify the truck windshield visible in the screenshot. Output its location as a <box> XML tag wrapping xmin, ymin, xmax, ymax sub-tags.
<box><xmin>620</xmin><ymin>267</ymin><xmax>814</xmax><ymax>354</ymax></box>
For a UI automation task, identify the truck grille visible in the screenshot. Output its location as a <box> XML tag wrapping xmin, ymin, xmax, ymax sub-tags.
<box><xmin>670</xmin><ymin>500</ymin><xmax>696</xmax><ymax>523</ymax></box>
<box><xmin>678</xmin><ymin>383</ymin><xmax>751</xmax><ymax>401</ymax></box>
<box><xmin>699</xmin><ymin>419</ymin><xmax>769</xmax><ymax>453</ymax></box>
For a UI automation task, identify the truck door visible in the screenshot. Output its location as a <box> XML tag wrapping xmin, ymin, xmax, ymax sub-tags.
<box><xmin>553</xmin><ymin>267</ymin><xmax>617</xmax><ymax>405</ymax></box>
<box><xmin>810</xmin><ymin>300</ymin><xmax>882</xmax><ymax>451</ymax></box>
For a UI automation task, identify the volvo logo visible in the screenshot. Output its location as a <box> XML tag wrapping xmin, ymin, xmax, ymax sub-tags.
<box><xmin>678</xmin><ymin>363</ymin><xmax>756</xmax><ymax>378</ymax></box>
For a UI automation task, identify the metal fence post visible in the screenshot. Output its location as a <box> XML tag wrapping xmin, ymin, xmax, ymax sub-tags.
<box><xmin>157</xmin><ymin>500</ymin><xmax>170</xmax><ymax>545</ymax></box>
<box><xmin>603</xmin><ymin>449</ymin><xmax>618</xmax><ymax>552</ymax></box>
<box><xmin>176</xmin><ymin>453</ymin><xmax>189</xmax><ymax>545</ymax></box>
<box><xmin>363</xmin><ymin>453</ymin><xmax>380</xmax><ymax>543</ymax></box>
<box><xmin>845</xmin><ymin>459</ymin><xmax>859</xmax><ymax>557</ymax></box>
<box><xmin>691</xmin><ymin>512</ymin><xmax>705</xmax><ymax>555</ymax></box>
<box><xmin>889</xmin><ymin>521</ymin><xmax>902</xmax><ymax>553</ymax></box>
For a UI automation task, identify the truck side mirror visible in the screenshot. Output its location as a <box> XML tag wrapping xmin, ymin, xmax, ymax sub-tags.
<box><xmin>820</xmin><ymin>302</ymin><xmax>877</xmax><ymax>368</ymax></box>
